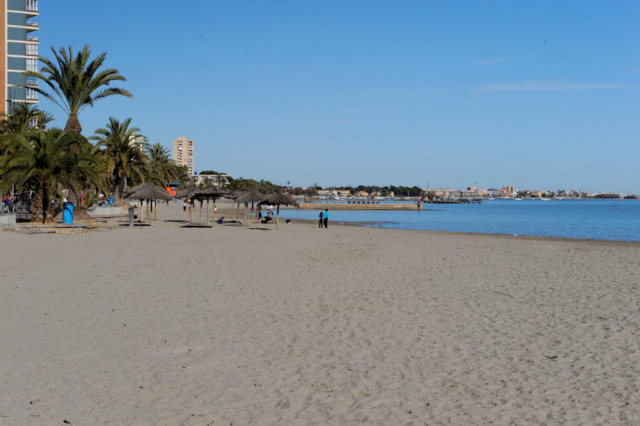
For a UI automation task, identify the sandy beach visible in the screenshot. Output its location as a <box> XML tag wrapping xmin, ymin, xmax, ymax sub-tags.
<box><xmin>1</xmin><ymin>200</ymin><xmax>639</xmax><ymax>425</ymax></box>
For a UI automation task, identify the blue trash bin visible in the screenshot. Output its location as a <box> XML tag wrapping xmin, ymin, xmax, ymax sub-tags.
<box><xmin>62</xmin><ymin>202</ymin><xmax>74</xmax><ymax>224</ymax></box>
<box><xmin>108</xmin><ymin>196</ymin><xmax>114</xmax><ymax>205</ymax></box>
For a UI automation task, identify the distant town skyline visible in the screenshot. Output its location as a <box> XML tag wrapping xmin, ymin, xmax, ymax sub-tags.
<box><xmin>36</xmin><ymin>1</ymin><xmax>639</xmax><ymax>193</ymax></box>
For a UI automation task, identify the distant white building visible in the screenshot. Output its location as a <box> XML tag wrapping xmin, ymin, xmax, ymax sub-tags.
<box><xmin>194</xmin><ymin>173</ymin><xmax>229</xmax><ymax>187</ymax></box>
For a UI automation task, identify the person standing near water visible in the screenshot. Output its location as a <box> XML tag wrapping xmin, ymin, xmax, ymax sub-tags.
<box><xmin>318</xmin><ymin>211</ymin><xmax>323</xmax><ymax>228</ymax></box>
<box><xmin>323</xmin><ymin>209</ymin><xmax>329</xmax><ymax>228</ymax></box>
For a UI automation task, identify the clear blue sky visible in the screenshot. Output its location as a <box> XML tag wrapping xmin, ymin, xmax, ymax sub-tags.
<box><xmin>39</xmin><ymin>1</ymin><xmax>639</xmax><ymax>193</ymax></box>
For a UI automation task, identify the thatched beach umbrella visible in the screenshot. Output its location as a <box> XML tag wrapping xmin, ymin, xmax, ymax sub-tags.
<box><xmin>190</xmin><ymin>187</ymin><xmax>228</xmax><ymax>226</ymax></box>
<box><xmin>127</xmin><ymin>185</ymin><xmax>172</xmax><ymax>224</ymax></box>
<box><xmin>123</xmin><ymin>182</ymin><xmax>170</xmax><ymax>220</ymax></box>
<box><xmin>123</xmin><ymin>182</ymin><xmax>167</xmax><ymax>220</ymax></box>
<box><xmin>175</xmin><ymin>186</ymin><xmax>197</xmax><ymax>221</ymax></box>
<box><xmin>235</xmin><ymin>190</ymin><xmax>266</xmax><ymax>225</ymax></box>
<box><xmin>176</xmin><ymin>186</ymin><xmax>197</xmax><ymax>199</ymax></box>
<box><xmin>259</xmin><ymin>192</ymin><xmax>298</xmax><ymax>230</ymax></box>
<box><xmin>123</xmin><ymin>182</ymin><xmax>161</xmax><ymax>198</ymax></box>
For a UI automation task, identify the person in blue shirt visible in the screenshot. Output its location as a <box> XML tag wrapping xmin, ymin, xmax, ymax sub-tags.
<box><xmin>323</xmin><ymin>209</ymin><xmax>329</xmax><ymax>228</ymax></box>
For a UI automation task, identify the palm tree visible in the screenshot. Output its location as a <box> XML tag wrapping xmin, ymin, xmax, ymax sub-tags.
<box><xmin>0</xmin><ymin>103</ymin><xmax>54</xmax><ymax>135</ymax></box>
<box><xmin>23</xmin><ymin>45</ymin><xmax>132</xmax><ymax>134</ymax></box>
<box><xmin>0</xmin><ymin>129</ymin><xmax>90</xmax><ymax>223</ymax></box>
<box><xmin>93</xmin><ymin>117</ymin><xmax>148</xmax><ymax>202</ymax></box>
<box><xmin>145</xmin><ymin>142</ymin><xmax>179</xmax><ymax>187</ymax></box>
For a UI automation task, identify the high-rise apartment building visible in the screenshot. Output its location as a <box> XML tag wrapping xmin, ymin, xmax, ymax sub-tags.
<box><xmin>1</xmin><ymin>0</ymin><xmax>39</xmax><ymax>115</ymax></box>
<box><xmin>173</xmin><ymin>136</ymin><xmax>195</xmax><ymax>175</ymax></box>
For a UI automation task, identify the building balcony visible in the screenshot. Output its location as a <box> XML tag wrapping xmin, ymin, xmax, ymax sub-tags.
<box><xmin>26</xmin><ymin>88</ymin><xmax>39</xmax><ymax>101</ymax></box>
<box><xmin>27</xmin><ymin>34</ymin><xmax>39</xmax><ymax>42</ymax></box>
<box><xmin>26</xmin><ymin>78</ymin><xmax>38</xmax><ymax>87</ymax></box>
<box><xmin>26</xmin><ymin>0</ymin><xmax>39</xmax><ymax>16</ymax></box>
<box><xmin>26</xmin><ymin>20</ymin><xmax>39</xmax><ymax>32</ymax></box>
<box><xmin>26</xmin><ymin>44</ymin><xmax>38</xmax><ymax>57</ymax></box>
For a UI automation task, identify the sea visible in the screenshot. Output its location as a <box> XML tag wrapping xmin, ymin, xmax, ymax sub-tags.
<box><xmin>278</xmin><ymin>199</ymin><xmax>640</xmax><ymax>242</ymax></box>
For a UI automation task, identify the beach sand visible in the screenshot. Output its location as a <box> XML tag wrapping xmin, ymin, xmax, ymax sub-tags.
<box><xmin>1</xmin><ymin>200</ymin><xmax>639</xmax><ymax>424</ymax></box>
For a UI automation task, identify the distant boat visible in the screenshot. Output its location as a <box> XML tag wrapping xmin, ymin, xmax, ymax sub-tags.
<box><xmin>624</xmin><ymin>194</ymin><xmax>639</xmax><ymax>199</ymax></box>
<box><xmin>514</xmin><ymin>198</ymin><xmax>523</xmax><ymax>201</ymax></box>
<box><xmin>554</xmin><ymin>197</ymin><xmax>566</xmax><ymax>201</ymax></box>
<box><xmin>541</xmin><ymin>198</ymin><xmax>551</xmax><ymax>201</ymax></box>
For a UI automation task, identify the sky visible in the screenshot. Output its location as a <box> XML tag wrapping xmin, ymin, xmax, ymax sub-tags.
<box><xmin>38</xmin><ymin>1</ymin><xmax>639</xmax><ymax>193</ymax></box>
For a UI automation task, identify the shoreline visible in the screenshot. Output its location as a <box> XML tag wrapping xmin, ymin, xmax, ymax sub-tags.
<box><xmin>272</xmin><ymin>216</ymin><xmax>640</xmax><ymax>247</ymax></box>
<box><xmin>4</xmin><ymin>199</ymin><xmax>639</xmax><ymax>245</ymax></box>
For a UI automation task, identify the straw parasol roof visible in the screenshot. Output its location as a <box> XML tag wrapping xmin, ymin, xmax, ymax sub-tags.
<box><xmin>190</xmin><ymin>187</ymin><xmax>228</xmax><ymax>199</ymax></box>
<box><xmin>227</xmin><ymin>190</ymin><xmax>242</xmax><ymax>199</ymax></box>
<box><xmin>235</xmin><ymin>190</ymin><xmax>266</xmax><ymax>225</ymax></box>
<box><xmin>235</xmin><ymin>190</ymin><xmax>265</xmax><ymax>204</ymax></box>
<box><xmin>125</xmin><ymin>184</ymin><xmax>172</xmax><ymax>225</ymax></box>
<box><xmin>176</xmin><ymin>186</ymin><xmax>197</xmax><ymax>199</ymax></box>
<box><xmin>127</xmin><ymin>185</ymin><xmax>172</xmax><ymax>201</ymax></box>
<box><xmin>123</xmin><ymin>182</ymin><xmax>167</xmax><ymax>199</ymax></box>
<box><xmin>259</xmin><ymin>192</ymin><xmax>298</xmax><ymax>230</ymax></box>
<box><xmin>259</xmin><ymin>192</ymin><xmax>298</xmax><ymax>207</ymax></box>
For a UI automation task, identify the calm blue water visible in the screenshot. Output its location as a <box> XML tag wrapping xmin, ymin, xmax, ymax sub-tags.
<box><xmin>279</xmin><ymin>199</ymin><xmax>640</xmax><ymax>242</ymax></box>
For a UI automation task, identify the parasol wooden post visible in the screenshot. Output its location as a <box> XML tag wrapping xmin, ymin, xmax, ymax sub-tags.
<box><xmin>212</xmin><ymin>200</ymin><xmax>217</xmax><ymax>227</ymax></box>
<box><xmin>276</xmin><ymin>205</ymin><xmax>280</xmax><ymax>230</ymax></box>
<box><xmin>206</xmin><ymin>199</ymin><xmax>210</xmax><ymax>226</ymax></box>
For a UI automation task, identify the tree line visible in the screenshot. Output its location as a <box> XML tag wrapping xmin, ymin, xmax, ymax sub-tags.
<box><xmin>0</xmin><ymin>45</ymin><xmax>187</xmax><ymax>223</ymax></box>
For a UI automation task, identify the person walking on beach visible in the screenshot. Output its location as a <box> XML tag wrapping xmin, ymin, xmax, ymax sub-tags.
<box><xmin>318</xmin><ymin>211</ymin><xmax>323</xmax><ymax>228</ymax></box>
<box><xmin>323</xmin><ymin>209</ymin><xmax>329</xmax><ymax>228</ymax></box>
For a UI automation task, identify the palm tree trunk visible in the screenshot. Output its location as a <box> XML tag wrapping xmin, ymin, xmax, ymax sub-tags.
<box><xmin>64</xmin><ymin>113</ymin><xmax>83</xmax><ymax>135</ymax></box>
<box><xmin>42</xmin><ymin>186</ymin><xmax>49</xmax><ymax>224</ymax></box>
<box><xmin>62</xmin><ymin>114</ymin><xmax>82</xmax><ymax>206</ymax></box>
<box><xmin>122</xmin><ymin>174</ymin><xmax>128</xmax><ymax>200</ymax></box>
<box><xmin>32</xmin><ymin>185</ymin><xmax>53</xmax><ymax>224</ymax></box>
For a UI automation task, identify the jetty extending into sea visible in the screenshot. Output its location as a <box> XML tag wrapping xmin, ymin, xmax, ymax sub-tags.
<box><xmin>298</xmin><ymin>198</ymin><xmax>482</xmax><ymax>210</ymax></box>
<box><xmin>299</xmin><ymin>203</ymin><xmax>421</xmax><ymax>210</ymax></box>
